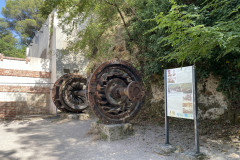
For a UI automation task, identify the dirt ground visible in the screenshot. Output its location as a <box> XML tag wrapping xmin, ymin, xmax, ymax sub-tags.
<box><xmin>0</xmin><ymin>115</ymin><xmax>239</xmax><ymax>160</ymax></box>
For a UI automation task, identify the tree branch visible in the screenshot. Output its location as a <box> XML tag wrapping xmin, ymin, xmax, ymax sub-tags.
<box><xmin>113</xmin><ymin>0</ymin><xmax>132</xmax><ymax>39</ymax></box>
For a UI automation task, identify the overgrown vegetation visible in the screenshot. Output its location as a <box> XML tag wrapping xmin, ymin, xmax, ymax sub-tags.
<box><xmin>41</xmin><ymin>0</ymin><xmax>132</xmax><ymax>64</ymax></box>
<box><xmin>41</xmin><ymin>0</ymin><xmax>240</xmax><ymax>111</ymax></box>
<box><xmin>151</xmin><ymin>0</ymin><xmax>240</xmax><ymax>110</ymax></box>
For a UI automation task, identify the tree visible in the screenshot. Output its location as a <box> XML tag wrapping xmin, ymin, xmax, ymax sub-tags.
<box><xmin>0</xmin><ymin>18</ymin><xmax>25</xmax><ymax>58</ymax></box>
<box><xmin>2</xmin><ymin>0</ymin><xmax>45</xmax><ymax>44</ymax></box>
<box><xmin>0</xmin><ymin>18</ymin><xmax>17</xmax><ymax>44</ymax></box>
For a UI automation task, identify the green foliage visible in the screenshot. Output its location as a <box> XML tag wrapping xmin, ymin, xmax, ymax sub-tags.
<box><xmin>0</xmin><ymin>39</ymin><xmax>25</xmax><ymax>58</ymax></box>
<box><xmin>128</xmin><ymin>0</ymin><xmax>173</xmax><ymax>78</ymax></box>
<box><xmin>146</xmin><ymin>0</ymin><xmax>240</xmax><ymax>107</ymax></box>
<box><xmin>41</xmin><ymin>0</ymin><xmax>240</xmax><ymax>108</ymax></box>
<box><xmin>2</xmin><ymin>0</ymin><xmax>45</xmax><ymax>44</ymax></box>
<box><xmin>0</xmin><ymin>18</ymin><xmax>17</xmax><ymax>44</ymax></box>
<box><xmin>0</xmin><ymin>18</ymin><xmax>25</xmax><ymax>58</ymax></box>
<box><xmin>0</xmin><ymin>0</ymin><xmax>44</xmax><ymax>57</ymax></box>
<box><xmin>152</xmin><ymin>1</ymin><xmax>240</xmax><ymax>64</ymax></box>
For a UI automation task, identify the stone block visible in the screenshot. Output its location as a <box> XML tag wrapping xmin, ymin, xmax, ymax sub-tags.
<box><xmin>79</xmin><ymin>113</ymin><xmax>89</xmax><ymax>120</ymax></box>
<box><xmin>178</xmin><ymin>152</ymin><xmax>206</xmax><ymax>160</ymax></box>
<box><xmin>67</xmin><ymin>114</ymin><xmax>79</xmax><ymax>120</ymax></box>
<box><xmin>90</xmin><ymin>122</ymin><xmax>134</xmax><ymax>142</ymax></box>
<box><xmin>59</xmin><ymin>113</ymin><xmax>90</xmax><ymax>121</ymax></box>
<box><xmin>155</xmin><ymin>144</ymin><xmax>176</xmax><ymax>155</ymax></box>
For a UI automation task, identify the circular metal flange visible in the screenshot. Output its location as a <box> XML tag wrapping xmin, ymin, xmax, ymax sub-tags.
<box><xmin>105</xmin><ymin>78</ymin><xmax>128</xmax><ymax>106</ymax></box>
<box><xmin>125</xmin><ymin>81</ymin><xmax>145</xmax><ymax>102</ymax></box>
<box><xmin>87</xmin><ymin>59</ymin><xmax>145</xmax><ymax>124</ymax></box>
<box><xmin>52</xmin><ymin>74</ymin><xmax>73</xmax><ymax>112</ymax></box>
<box><xmin>52</xmin><ymin>73</ymin><xmax>88</xmax><ymax>113</ymax></box>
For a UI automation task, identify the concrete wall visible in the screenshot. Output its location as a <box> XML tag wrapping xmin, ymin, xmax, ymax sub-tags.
<box><xmin>25</xmin><ymin>10</ymin><xmax>89</xmax><ymax>115</ymax></box>
<box><xmin>56</xmin><ymin>52</ymin><xmax>89</xmax><ymax>78</ymax></box>
<box><xmin>28</xmin><ymin>16</ymin><xmax>51</xmax><ymax>59</ymax></box>
<box><xmin>0</xmin><ymin>55</ymin><xmax>51</xmax><ymax>119</ymax></box>
<box><xmin>53</xmin><ymin>12</ymin><xmax>89</xmax><ymax>78</ymax></box>
<box><xmin>28</xmin><ymin>10</ymin><xmax>89</xmax><ymax>77</ymax></box>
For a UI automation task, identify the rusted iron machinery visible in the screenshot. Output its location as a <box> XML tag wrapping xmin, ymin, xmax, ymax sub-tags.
<box><xmin>52</xmin><ymin>73</ymin><xmax>88</xmax><ymax>113</ymax></box>
<box><xmin>52</xmin><ymin>60</ymin><xmax>145</xmax><ymax>124</ymax></box>
<box><xmin>87</xmin><ymin>60</ymin><xmax>145</xmax><ymax>124</ymax></box>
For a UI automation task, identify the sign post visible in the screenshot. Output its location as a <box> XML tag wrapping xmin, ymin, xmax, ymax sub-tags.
<box><xmin>164</xmin><ymin>69</ymin><xmax>169</xmax><ymax>145</ymax></box>
<box><xmin>164</xmin><ymin>66</ymin><xmax>200</xmax><ymax>154</ymax></box>
<box><xmin>193</xmin><ymin>66</ymin><xmax>200</xmax><ymax>154</ymax></box>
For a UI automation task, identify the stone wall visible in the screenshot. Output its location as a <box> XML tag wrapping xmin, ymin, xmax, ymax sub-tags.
<box><xmin>197</xmin><ymin>74</ymin><xmax>228</xmax><ymax>119</ymax></box>
<box><xmin>149</xmin><ymin>74</ymin><xmax>229</xmax><ymax>120</ymax></box>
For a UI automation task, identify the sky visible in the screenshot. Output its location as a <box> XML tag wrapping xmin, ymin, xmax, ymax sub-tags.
<box><xmin>0</xmin><ymin>0</ymin><xmax>6</xmax><ymax>18</ymax></box>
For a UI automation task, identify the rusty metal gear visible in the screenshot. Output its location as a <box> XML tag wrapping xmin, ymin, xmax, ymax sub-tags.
<box><xmin>87</xmin><ymin>60</ymin><xmax>145</xmax><ymax>124</ymax></box>
<box><xmin>52</xmin><ymin>73</ymin><xmax>88</xmax><ymax>113</ymax></box>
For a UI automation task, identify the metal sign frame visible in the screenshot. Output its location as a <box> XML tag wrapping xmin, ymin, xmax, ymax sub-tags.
<box><xmin>164</xmin><ymin>66</ymin><xmax>200</xmax><ymax>154</ymax></box>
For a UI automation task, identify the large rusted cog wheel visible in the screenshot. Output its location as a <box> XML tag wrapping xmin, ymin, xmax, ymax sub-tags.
<box><xmin>52</xmin><ymin>73</ymin><xmax>88</xmax><ymax>113</ymax></box>
<box><xmin>87</xmin><ymin>60</ymin><xmax>145</xmax><ymax>124</ymax></box>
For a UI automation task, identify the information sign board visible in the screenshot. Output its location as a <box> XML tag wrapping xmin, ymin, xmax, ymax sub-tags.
<box><xmin>166</xmin><ymin>66</ymin><xmax>194</xmax><ymax>119</ymax></box>
<box><xmin>164</xmin><ymin>65</ymin><xmax>200</xmax><ymax>154</ymax></box>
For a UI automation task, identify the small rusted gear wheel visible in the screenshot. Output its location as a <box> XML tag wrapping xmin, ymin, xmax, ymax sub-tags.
<box><xmin>87</xmin><ymin>60</ymin><xmax>145</xmax><ymax>124</ymax></box>
<box><xmin>52</xmin><ymin>73</ymin><xmax>88</xmax><ymax>113</ymax></box>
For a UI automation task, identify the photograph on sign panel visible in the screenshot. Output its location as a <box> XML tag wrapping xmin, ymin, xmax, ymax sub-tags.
<box><xmin>180</xmin><ymin>83</ymin><xmax>192</xmax><ymax>93</ymax></box>
<box><xmin>183</xmin><ymin>93</ymin><xmax>192</xmax><ymax>102</ymax></box>
<box><xmin>167</xmin><ymin>70</ymin><xmax>176</xmax><ymax>83</ymax></box>
<box><xmin>168</xmin><ymin>84</ymin><xmax>182</xmax><ymax>93</ymax></box>
<box><xmin>168</xmin><ymin>83</ymin><xmax>192</xmax><ymax>94</ymax></box>
<box><xmin>183</xmin><ymin>102</ymin><xmax>193</xmax><ymax>113</ymax></box>
<box><xmin>182</xmin><ymin>93</ymin><xmax>193</xmax><ymax>114</ymax></box>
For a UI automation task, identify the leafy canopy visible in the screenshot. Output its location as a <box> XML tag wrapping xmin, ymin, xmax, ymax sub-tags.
<box><xmin>2</xmin><ymin>0</ymin><xmax>45</xmax><ymax>44</ymax></box>
<box><xmin>41</xmin><ymin>0</ymin><xmax>240</xmax><ymax>107</ymax></box>
<box><xmin>134</xmin><ymin>0</ymin><xmax>240</xmax><ymax>107</ymax></box>
<box><xmin>0</xmin><ymin>18</ymin><xmax>25</xmax><ymax>58</ymax></box>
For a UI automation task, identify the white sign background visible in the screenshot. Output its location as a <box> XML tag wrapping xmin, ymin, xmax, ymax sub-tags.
<box><xmin>166</xmin><ymin>66</ymin><xmax>194</xmax><ymax>119</ymax></box>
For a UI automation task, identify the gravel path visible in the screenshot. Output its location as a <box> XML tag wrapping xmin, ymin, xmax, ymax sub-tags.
<box><xmin>0</xmin><ymin>116</ymin><xmax>239</xmax><ymax>160</ymax></box>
